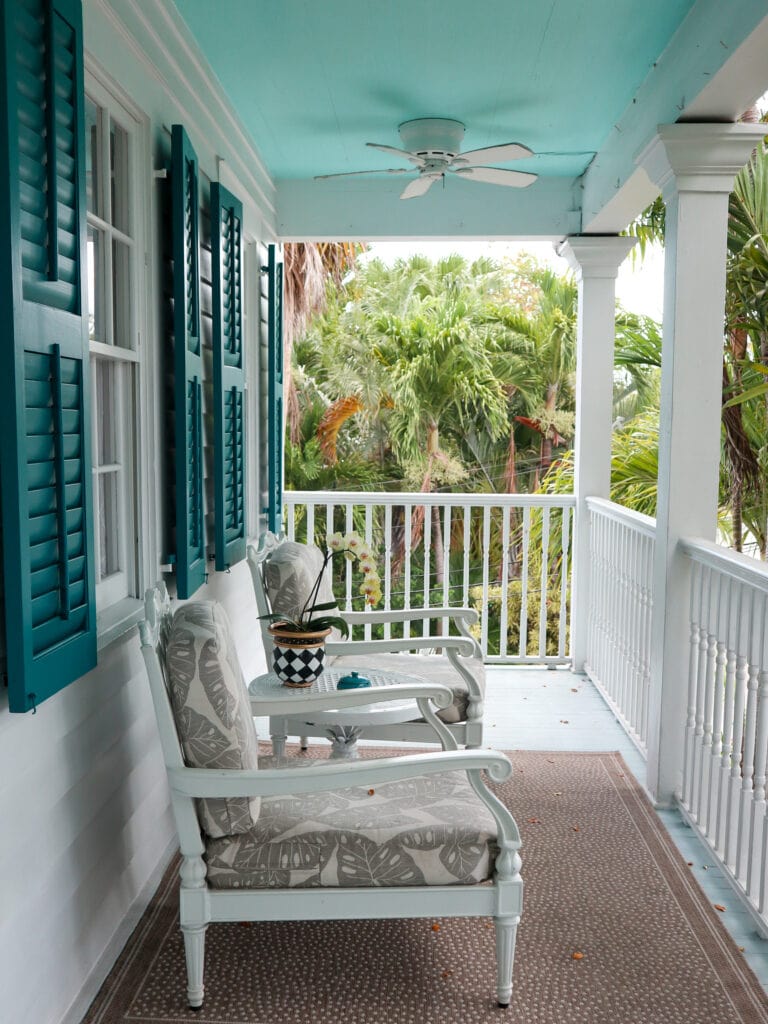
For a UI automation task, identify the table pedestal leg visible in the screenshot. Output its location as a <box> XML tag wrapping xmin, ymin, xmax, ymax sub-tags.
<box><xmin>327</xmin><ymin>726</ymin><xmax>362</xmax><ymax>759</ymax></box>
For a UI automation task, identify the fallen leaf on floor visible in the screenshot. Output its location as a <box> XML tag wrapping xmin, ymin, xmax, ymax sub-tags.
<box><xmin>547</xmin><ymin>758</ymin><xmax>555</xmax><ymax>763</ymax></box>
<box><xmin>572</xmin><ymin>952</ymin><xmax>584</xmax><ymax>960</ymax></box>
<box><xmin>441</xmin><ymin>970</ymin><xmax>453</xmax><ymax>978</ymax></box>
<box><xmin>368</xmin><ymin>789</ymin><xmax>375</xmax><ymax>796</ymax></box>
<box><xmin>739</xmin><ymin>946</ymin><xmax>745</xmax><ymax>952</ymax></box>
<box><xmin>714</xmin><ymin>904</ymin><xmax>726</xmax><ymax>913</ymax></box>
<box><xmin>431</xmin><ymin>923</ymin><xmax>441</xmax><ymax>932</ymax></box>
<box><xmin>571</xmin><ymin>688</ymin><xmax>578</xmax><ymax>693</ymax></box>
<box><xmin>687</xmin><ymin>862</ymin><xmax>693</xmax><ymax>867</ymax></box>
<box><xmin>553</xmin><ymin>791</ymin><xmax>562</xmax><ymax>796</ymax></box>
<box><xmin>572</xmin><ymin>825</ymin><xmax>580</xmax><ymax>832</ymax></box>
<box><xmin>527</xmin><ymin>817</ymin><xmax>542</xmax><ymax>824</ymax></box>
<box><xmin>560</xmin><ymin>719</ymin><xmax>570</xmax><ymax>724</ymax></box>
<box><xmin>239</xmin><ymin>922</ymin><xmax>252</xmax><ymax>928</ymax></box>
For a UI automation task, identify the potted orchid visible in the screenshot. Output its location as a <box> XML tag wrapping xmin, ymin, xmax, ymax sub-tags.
<box><xmin>263</xmin><ymin>531</ymin><xmax>381</xmax><ymax>686</ymax></box>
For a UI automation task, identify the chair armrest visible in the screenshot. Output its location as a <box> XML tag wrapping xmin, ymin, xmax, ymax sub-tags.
<box><xmin>342</xmin><ymin>607</ymin><xmax>479</xmax><ymax>626</ymax></box>
<box><xmin>168</xmin><ymin>751</ymin><xmax>522</xmax><ymax>864</ymax></box>
<box><xmin>325</xmin><ymin>636</ymin><xmax>475</xmax><ymax>657</ymax></box>
<box><xmin>168</xmin><ymin>749</ymin><xmax>511</xmax><ymax>798</ymax></box>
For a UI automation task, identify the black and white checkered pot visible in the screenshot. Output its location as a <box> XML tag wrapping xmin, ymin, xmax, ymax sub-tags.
<box><xmin>269</xmin><ymin>625</ymin><xmax>331</xmax><ymax>687</ymax></box>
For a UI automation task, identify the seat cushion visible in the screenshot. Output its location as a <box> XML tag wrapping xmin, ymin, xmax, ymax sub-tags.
<box><xmin>204</xmin><ymin>767</ymin><xmax>497</xmax><ymax>889</ymax></box>
<box><xmin>327</xmin><ymin>652</ymin><xmax>485</xmax><ymax>724</ymax></box>
<box><xmin>263</xmin><ymin>540</ymin><xmax>338</xmax><ymax>623</ymax></box>
<box><xmin>166</xmin><ymin>602</ymin><xmax>260</xmax><ymax>838</ymax></box>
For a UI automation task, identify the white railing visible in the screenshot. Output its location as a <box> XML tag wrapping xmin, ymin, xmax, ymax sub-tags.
<box><xmin>585</xmin><ymin>497</ymin><xmax>656</xmax><ymax>753</ymax></box>
<box><xmin>283</xmin><ymin>491</ymin><xmax>576</xmax><ymax>664</ymax></box>
<box><xmin>679</xmin><ymin>538</ymin><xmax>768</xmax><ymax>930</ymax></box>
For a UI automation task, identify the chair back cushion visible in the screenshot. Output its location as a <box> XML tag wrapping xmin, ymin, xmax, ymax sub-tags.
<box><xmin>166</xmin><ymin>601</ymin><xmax>260</xmax><ymax>837</ymax></box>
<box><xmin>264</xmin><ymin>541</ymin><xmax>339</xmax><ymax>625</ymax></box>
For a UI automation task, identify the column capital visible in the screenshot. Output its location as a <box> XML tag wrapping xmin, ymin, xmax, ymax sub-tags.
<box><xmin>555</xmin><ymin>235</ymin><xmax>636</xmax><ymax>280</ymax></box>
<box><xmin>638</xmin><ymin>122</ymin><xmax>766</xmax><ymax>196</ymax></box>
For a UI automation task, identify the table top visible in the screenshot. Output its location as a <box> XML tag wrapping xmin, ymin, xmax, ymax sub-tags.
<box><xmin>249</xmin><ymin>666</ymin><xmax>430</xmax><ymax>725</ymax></box>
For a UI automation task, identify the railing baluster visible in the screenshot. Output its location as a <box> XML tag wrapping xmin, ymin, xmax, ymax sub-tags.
<box><xmin>717</xmin><ymin>581</ymin><xmax>740</xmax><ymax>855</ymax></box>
<box><xmin>442</xmin><ymin>504</ymin><xmax>451</xmax><ymax>638</ymax></box>
<box><xmin>500</xmin><ymin>505</ymin><xmax>510</xmax><ymax>659</ymax></box>
<box><xmin>481</xmin><ymin>505</ymin><xmax>491</xmax><ymax>659</ymax></box>
<box><xmin>462</xmin><ymin>503</ymin><xmax>471</xmax><ymax>608</ymax></box>
<box><xmin>519</xmin><ymin>507</ymin><xmax>530</xmax><ymax>658</ymax></box>
<box><xmin>403</xmin><ymin>504</ymin><xmax>412</xmax><ymax>642</ymax></box>
<box><xmin>345</xmin><ymin>503</ymin><xmax>354</xmax><ymax>613</ymax></box>
<box><xmin>559</xmin><ymin>506</ymin><xmax>570</xmax><ymax>660</ymax></box>
<box><xmin>423</xmin><ymin>500</ymin><xmax>431</xmax><ymax>639</ymax></box>
<box><xmin>287</xmin><ymin>501</ymin><xmax>296</xmax><ymax>540</ymax></box>
<box><xmin>538</xmin><ymin>506</ymin><xmax>550</xmax><ymax>659</ymax></box>
<box><xmin>364</xmin><ymin>504</ymin><xmax>373</xmax><ymax>642</ymax></box>
<box><xmin>737</xmin><ymin>595</ymin><xmax>760</xmax><ymax>882</ymax></box>
<box><xmin>383</xmin><ymin>504</ymin><xmax>392</xmax><ymax>640</ymax></box>
<box><xmin>306</xmin><ymin>502</ymin><xmax>315</xmax><ymax>548</ymax></box>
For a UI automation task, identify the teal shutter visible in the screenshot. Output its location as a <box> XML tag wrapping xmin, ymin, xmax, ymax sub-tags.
<box><xmin>171</xmin><ymin>125</ymin><xmax>206</xmax><ymax>598</ymax></box>
<box><xmin>212</xmin><ymin>183</ymin><xmax>246</xmax><ymax>570</ymax></box>
<box><xmin>0</xmin><ymin>0</ymin><xmax>96</xmax><ymax>712</ymax></box>
<box><xmin>267</xmin><ymin>243</ymin><xmax>284</xmax><ymax>534</ymax></box>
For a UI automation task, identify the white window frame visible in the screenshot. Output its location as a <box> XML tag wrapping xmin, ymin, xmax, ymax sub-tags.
<box><xmin>85</xmin><ymin>66</ymin><xmax>156</xmax><ymax>646</ymax></box>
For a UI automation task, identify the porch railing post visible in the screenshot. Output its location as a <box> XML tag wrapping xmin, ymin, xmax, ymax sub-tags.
<box><xmin>556</xmin><ymin>236</ymin><xmax>636</xmax><ymax>672</ymax></box>
<box><xmin>638</xmin><ymin>123</ymin><xmax>766</xmax><ymax>806</ymax></box>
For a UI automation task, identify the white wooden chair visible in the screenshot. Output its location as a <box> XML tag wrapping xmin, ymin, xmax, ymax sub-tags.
<box><xmin>248</xmin><ymin>533</ymin><xmax>486</xmax><ymax>749</ymax></box>
<box><xmin>139</xmin><ymin>582</ymin><xmax>522</xmax><ymax>1010</ymax></box>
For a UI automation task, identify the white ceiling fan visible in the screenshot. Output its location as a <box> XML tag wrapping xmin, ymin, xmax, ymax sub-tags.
<box><xmin>315</xmin><ymin>117</ymin><xmax>537</xmax><ymax>199</ymax></box>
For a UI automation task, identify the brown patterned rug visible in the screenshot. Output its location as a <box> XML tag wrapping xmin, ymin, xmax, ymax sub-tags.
<box><xmin>83</xmin><ymin>750</ymin><xmax>768</xmax><ymax>1024</ymax></box>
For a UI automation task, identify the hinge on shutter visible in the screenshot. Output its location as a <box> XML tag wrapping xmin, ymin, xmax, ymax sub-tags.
<box><xmin>259</xmin><ymin>266</ymin><xmax>269</xmax><ymax>275</ymax></box>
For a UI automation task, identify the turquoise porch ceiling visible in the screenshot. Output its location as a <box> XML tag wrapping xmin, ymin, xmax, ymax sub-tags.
<box><xmin>172</xmin><ymin>0</ymin><xmax>695</xmax><ymax>183</ymax></box>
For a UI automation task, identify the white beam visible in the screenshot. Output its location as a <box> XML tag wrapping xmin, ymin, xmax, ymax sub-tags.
<box><xmin>557</xmin><ymin>236</ymin><xmax>636</xmax><ymax>671</ymax></box>
<box><xmin>640</xmin><ymin>122</ymin><xmax>766</xmax><ymax>806</ymax></box>
<box><xmin>581</xmin><ymin>4</ymin><xmax>768</xmax><ymax>234</ymax></box>
<box><xmin>276</xmin><ymin>176</ymin><xmax>581</xmax><ymax>241</ymax></box>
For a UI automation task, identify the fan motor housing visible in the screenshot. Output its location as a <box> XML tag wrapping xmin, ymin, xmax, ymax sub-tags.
<box><xmin>398</xmin><ymin>118</ymin><xmax>465</xmax><ymax>157</ymax></box>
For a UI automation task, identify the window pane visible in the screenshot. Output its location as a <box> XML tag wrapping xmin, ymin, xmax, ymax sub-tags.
<box><xmin>110</xmin><ymin>120</ymin><xmax>130</xmax><ymax>234</ymax></box>
<box><xmin>85</xmin><ymin>98</ymin><xmax>99</xmax><ymax>217</ymax></box>
<box><xmin>95</xmin><ymin>360</ymin><xmax>118</xmax><ymax>465</ymax></box>
<box><xmin>112</xmin><ymin>240</ymin><xmax>132</xmax><ymax>349</ymax></box>
<box><xmin>98</xmin><ymin>471</ymin><xmax>121</xmax><ymax>578</ymax></box>
<box><xmin>87</xmin><ymin>225</ymin><xmax>106</xmax><ymax>343</ymax></box>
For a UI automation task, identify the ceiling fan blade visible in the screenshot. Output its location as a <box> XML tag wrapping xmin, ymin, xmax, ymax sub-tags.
<box><xmin>366</xmin><ymin>142</ymin><xmax>425</xmax><ymax>165</ymax></box>
<box><xmin>314</xmin><ymin>168</ymin><xmax>412</xmax><ymax>181</ymax></box>
<box><xmin>453</xmin><ymin>143</ymin><xmax>534</xmax><ymax>167</ymax></box>
<box><xmin>453</xmin><ymin>166</ymin><xmax>537</xmax><ymax>188</ymax></box>
<box><xmin>400</xmin><ymin>175</ymin><xmax>440</xmax><ymax>200</ymax></box>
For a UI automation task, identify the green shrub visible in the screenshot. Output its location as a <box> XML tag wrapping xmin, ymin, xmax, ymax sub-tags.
<box><xmin>469</xmin><ymin>579</ymin><xmax>569</xmax><ymax>657</ymax></box>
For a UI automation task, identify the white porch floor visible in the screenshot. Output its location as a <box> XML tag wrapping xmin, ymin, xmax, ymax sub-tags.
<box><xmin>258</xmin><ymin>666</ymin><xmax>768</xmax><ymax>989</ymax></box>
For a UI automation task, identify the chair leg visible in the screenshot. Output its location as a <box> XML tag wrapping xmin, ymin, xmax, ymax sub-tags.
<box><xmin>300</xmin><ymin>735</ymin><xmax>309</xmax><ymax>750</ymax></box>
<box><xmin>182</xmin><ymin>923</ymin><xmax>207</xmax><ymax>1009</ymax></box>
<box><xmin>494</xmin><ymin>915</ymin><xmax>519</xmax><ymax>1008</ymax></box>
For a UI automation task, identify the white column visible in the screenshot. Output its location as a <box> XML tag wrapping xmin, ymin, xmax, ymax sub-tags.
<box><xmin>557</xmin><ymin>236</ymin><xmax>635</xmax><ymax>672</ymax></box>
<box><xmin>639</xmin><ymin>123</ymin><xmax>765</xmax><ymax>805</ymax></box>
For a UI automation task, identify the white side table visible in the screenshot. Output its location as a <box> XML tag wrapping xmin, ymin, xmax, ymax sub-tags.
<box><xmin>249</xmin><ymin>667</ymin><xmax>431</xmax><ymax>758</ymax></box>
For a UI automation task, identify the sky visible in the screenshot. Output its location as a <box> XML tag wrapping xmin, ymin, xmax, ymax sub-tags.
<box><xmin>362</xmin><ymin>239</ymin><xmax>666</xmax><ymax>320</ymax></box>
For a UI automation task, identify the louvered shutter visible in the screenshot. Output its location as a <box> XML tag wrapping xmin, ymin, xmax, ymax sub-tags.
<box><xmin>171</xmin><ymin>125</ymin><xmax>206</xmax><ymax>599</ymax></box>
<box><xmin>212</xmin><ymin>183</ymin><xmax>246</xmax><ymax>570</ymax></box>
<box><xmin>0</xmin><ymin>0</ymin><xmax>96</xmax><ymax>712</ymax></box>
<box><xmin>267</xmin><ymin>243</ymin><xmax>284</xmax><ymax>535</ymax></box>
